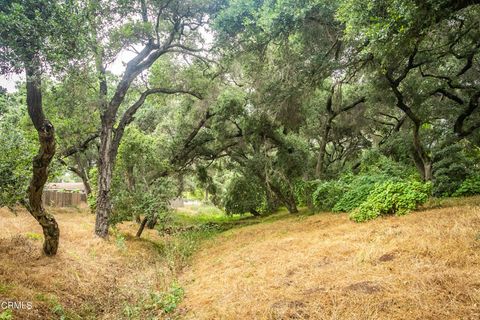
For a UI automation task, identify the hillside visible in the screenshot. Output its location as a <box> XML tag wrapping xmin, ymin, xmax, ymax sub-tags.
<box><xmin>1</xmin><ymin>199</ymin><xmax>480</xmax><ymax>319</ymax></box>
<box><xmin>179</xmin><ymin>200</ymin><xmax>480</xmax><ymax>319</ymax></box>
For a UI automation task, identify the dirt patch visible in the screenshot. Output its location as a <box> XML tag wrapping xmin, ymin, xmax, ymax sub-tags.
<box><xmin>378</xmin><ymin>253</ymin><xmax>395</xmax><ymax>262</ymax></box>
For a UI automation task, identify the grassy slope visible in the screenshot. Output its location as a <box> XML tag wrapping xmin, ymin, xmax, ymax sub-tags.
<box><xmin>0</xmin><ymin>206</ymin><xmax>199</xmax><ymax>320</ymax></box>
<box><xmin>179</xmin><ymin>197</ymin><xmax>480</xmax><ymax>320</ymax></box>
<box><xmin>0</xmin><ymin>204</ymin><xmax>259</xmax><ymax>320</ymax></box>
<box><xmin>1</xmin><ymin>197</ymin><xmax>479</xmax><ymax>319</ymax></box>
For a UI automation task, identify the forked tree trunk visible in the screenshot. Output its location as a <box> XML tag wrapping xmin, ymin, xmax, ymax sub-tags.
<box><xmin>412</xmin><ymin>125</ymin><xmax>433</xmax><ymax>182</ymax></box>
<box><xmin>25</xmin><ymin>62</ymin><xmax>60</xmax><ymax>256</ymax></box>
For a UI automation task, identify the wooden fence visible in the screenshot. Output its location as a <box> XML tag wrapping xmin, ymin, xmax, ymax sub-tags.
<box><xmin>42</xmin><ymin>190</ymin><xmax>87</xmax><ymax>207</ymax></box>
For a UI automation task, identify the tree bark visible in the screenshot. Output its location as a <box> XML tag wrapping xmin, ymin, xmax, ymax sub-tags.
<box><xmin>146</xmin><ymin>213</ymin><xmax>158</xmax><ymax>229</ymax></box>
<box><xmin>412</xmin><ymin>124</ymin><xmax>433</xmax><ymax>181</ymax></box>
<box><xmin>284</xmin><ymin>198</ymin><xmax>299</xmax><ymax>214</ymax></box>
<box><xmin>25</xmin><ymin>61</ymin><xmax>60</xmax><ymax>256</ymax></box>
<box><xmin>95</xmin><ymin>124</ymin><xmax>115</xmax><ymax>238</ymax></box>
<box><xmin>250</xmin><ymin>209</ymin><xmax>261</xmax><ymax>217</ymax></box>
<box><xmin>315</xmin><ymin>121</ymin><xmax>332</xmax><ymax>178</ymax></box>
<box><xmin>136</xmin><ymin>216</ymin><xmax>148</xmax><ymax>238</ymax></box>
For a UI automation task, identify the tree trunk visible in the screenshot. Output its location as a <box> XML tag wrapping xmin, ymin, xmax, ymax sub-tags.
<box><xmin>250</xmin><ymin>209</ymin><xmax>261</xmax><ymax>217</ymax></box>
<box><xmin>95</xmin><ymin>124</ymin><xmax>115</xmax><ymax>238</ymax></box>
<box><xmin>136</xmin><ymin>216</ymin><xmax>148</xmax><ymax>238</ymax></box>
<box><xmin>81</xmin><ymin>172</ymin><xmax>92</xmax><ymax>198</ymax></box>
<box><xmin>25</xmin><ymin>62</ymin><xmax>60</xmax><ymax>256</ymax></box>
<box><xmin>412</xmin><ymin>125</ymin><xmax>433</xmax><ymax>182</ymax></box>
<box><xmin>269</xmin><ymin>183</ymin><xmax>298</xmax><ymax>214</ymax></box>
<box><xmin>146</xmin><ymin>213</ymin><xmax>158</xmax><ymax>229</ymax></box>
<box><xmin>74</xmin><ymin>155</ymin><xmax>93</xmax><ymax>198</ymax></box>
<box><xmin>71</xmin><ymin>162</ymin><xmax>92</xmax><ymax>198</ymax></box>
<box><xmin>284</xmin><ymin>197</ymin><xmax>299</xmax><ymax>214</ymax></box>
<box><xmin>315</xmin><ymin>121</ymin><xmax>332</xmax><ymax>178</ymax></box>
<box><xmin>424</xmin><ymin>161</ymin><xmax>433</xmax><ymax>181</ymax></box>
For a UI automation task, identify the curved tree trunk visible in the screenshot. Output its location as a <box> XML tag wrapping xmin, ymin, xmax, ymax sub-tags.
<box><xmin>25</xmin><ymin>61</ymin><xmax>60</xmax><ymax>256</ymax></box>
<box><xmin>284</xmin><ymin>197</ymin><xmax>299</xmax><ymax>214</ymax></box>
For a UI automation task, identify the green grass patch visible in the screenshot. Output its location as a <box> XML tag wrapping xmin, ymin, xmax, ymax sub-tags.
<box><xmin>123</xmin><ymin>282</ymin><xmax>184</xmax><ymax>319</ymax></box>
<box><xmin>0</xmin><ymin>282</ymin><xmax>13</xmax><ymax>294</ymax></box>
<box><xmin>35</xmin><ymin>293</ymin><xmax>83</xmax><ymax>320</ymax></box>
<box><xmin>0</xmin><ymin>310</ymin><xmax>12</xmax><ymax>320</ymax></box>
<box><xmin>25</xmin><ymin>232</ymin><xmax>43</xmax><ymax>241</ymax></box>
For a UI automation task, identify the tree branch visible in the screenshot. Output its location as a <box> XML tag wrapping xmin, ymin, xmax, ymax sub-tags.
<box><xmin>454</xmin><ymin>90</ymin><xmax>480</xmax><ymax>138</ymax></box>
<box><xmin>113</xmin><ymin>87</ymin><xmax>203</xmax><ymax>152</ymax></box>
<box><xmin>60</xmin><ymin>132</ymin><xmax>100</xmax><ymax>158</ymax></box>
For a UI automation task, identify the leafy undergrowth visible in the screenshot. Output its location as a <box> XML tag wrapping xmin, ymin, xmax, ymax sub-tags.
<box><xmin>179</xmin><ymin>196</ymin><xmax>480</xmax><ymax>319</ymax></box>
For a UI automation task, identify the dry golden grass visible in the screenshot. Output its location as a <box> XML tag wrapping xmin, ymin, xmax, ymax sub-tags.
<box><xmin>0</xmin><ymin>206</ymin><xmax>173</xmax><ymax>319</ymax></box>
<box><xmin>180</xmin><ymin>198</ymin><xmax>480</xmax><ymax>320</ymax></box>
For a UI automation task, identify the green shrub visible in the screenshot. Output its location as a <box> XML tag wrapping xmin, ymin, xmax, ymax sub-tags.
<box><xmin>350</xmin><ymin>181</ymin><xmax>432</xmax><ymax>222</ymax></box>
<box><xmin>333</xmin><ymin>174</ymin><xmax>390</xmax><ymax>212</ymax></box>
<box><xmin>312</xmin><ymin>180</ymin><xmax>348</xmax><ymax>211</ymax></box>
<box><xmin>0</xmin><ymin>310</ymin><xmax>12</xmax><ymax>320</ymax></box>
<box><xmin>432</xmin><ymin>143</ymin><xmax>472</xmax><ymax>196</ymax></box>
<box><xmin>87</xmin><ymin>167</ymin><xmax>98</xmax><ymax>212</ymax></box>
<box><xmin>453</xmin><ymin>175</ymin><xmax>480</xmax><ymax>197</ymax></box>
<box><xmin>359</xmin><ymin>149</ymin><xmax>416</xmax><ymax>178</ymax></box>
<box><xmin>294</xmin><ymin>179</ymin><xmax>321</xmax><ymax>208</ymax></box>
<box><xmin>111</xmin><ymin>177</ymin><xmax>174</xmax><ymax>227</ymax></box>
<box><xmin>222</xmin><ymin>175</ymin><xmax>266</xmax><ymax>215</ymax></box>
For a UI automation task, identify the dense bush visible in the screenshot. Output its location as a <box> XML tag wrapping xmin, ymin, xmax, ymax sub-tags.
<box><xmin>358</xmin><ymin>149</ymin><xmax>416</xmax><ymax>178</ymax></box>
<box><xmin>111</xmin><ymin>178</ymin><xmax>175</xmax><ymax>227</ymax></box>
<box><xmin>312</xmin><ymin>180</ymin><xmax>348</xmax><ymax>211</ymax></box>
<box><xmin>432</xmin><ymin>143</ymin><xmax>472</xmax><ymax>197</ymax></box>
<box><xmin>222</xmin><ymin>175</ymin><xmax>266</xmax><ymax>216</ymax></box>
<box><xmin>453</xmin><ymin>175</ymin><xmax>480</xmax><ymax>197</ymax></box>
<box><xmin>294</xmin><ymin>180</ymin><xmax>320</xmax><ymax>209</ymax></box>
<box><xmin>332</xmin><ymin>174</ymin><xmax>390</xmax><ymax>212</ymax></box>
<box><xmin>0</xmin><ymin>99</ymin><xmax>35</xmax><ymax>208</ymax></box>
<box><xmin>310</xmin><ymin>151</ymin><xmax>415</xmax><ymax>213</ymax></box>
<box><xmin>349</xmin><ymin>181</ymin><xmax>432</xmax><ymax>222</ymax></box>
